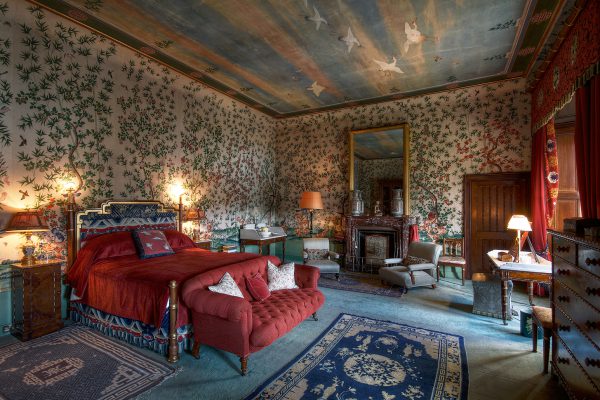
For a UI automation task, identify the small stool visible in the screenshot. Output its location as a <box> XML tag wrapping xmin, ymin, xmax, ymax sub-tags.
<box><xmin>531</xmin><ymin>306</ymin><xmax>553</xmax><ymax>374</ymax></box>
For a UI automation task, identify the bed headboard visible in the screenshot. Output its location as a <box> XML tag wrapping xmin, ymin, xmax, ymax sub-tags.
<box><xmin>75</xmin><ymin>200</ymin><xmax>179</xmax><ymax>252</ymax></box>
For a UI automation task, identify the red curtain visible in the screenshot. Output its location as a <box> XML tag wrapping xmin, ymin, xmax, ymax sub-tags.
<box><xmin>531</xmin><ymin>125</ymin><xmax>548</xmax><ymax>253</ymax></box>
<box><xmin>409</xmin><ymin>224</ymin><xmax>419</xmax><ymax>243</ymax></box>
<box><xmin>575</xmin><ymin>75</ymin><xmax>600</xmax><ymax>218</ymax></box>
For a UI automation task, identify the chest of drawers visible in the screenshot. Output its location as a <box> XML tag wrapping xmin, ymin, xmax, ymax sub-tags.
<box><xmin>550</xmin><ymin>230</ymin><xmax>600</xmax><ymax>399</ymax></box>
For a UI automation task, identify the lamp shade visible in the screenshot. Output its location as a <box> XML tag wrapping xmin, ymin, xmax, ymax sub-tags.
<box><xmin>299</xmin><ymin>191</ymin><xmax>323</xmax><ymax>210</ymax></box>
<box><xmin>5</xmin><ymin>211</ymin><xmax>49</xmax><ymax>232</ymax></box>
<box><xmin>507</xmin><ymin>215</ymin><xmax>532</xmax><ymax>231</ymax></box>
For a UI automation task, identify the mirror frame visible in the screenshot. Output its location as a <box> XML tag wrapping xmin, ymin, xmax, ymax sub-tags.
<box><xmin>349</xmin><ymin>123</ymin><xmax>410</xmax><ymax>216</ymax></box>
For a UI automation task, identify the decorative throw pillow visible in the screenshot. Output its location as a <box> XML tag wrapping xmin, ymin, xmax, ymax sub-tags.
<box><xmin>267</xmin><ymin>261</ymin><xmax>299</xmax><ymax>291</ymax></box>
<box><xmin>132</xmin><ymin>229</ymin><xmax>174</xmax><ymax>259</ymax></box>
<box><xmin>305</xmin><ymin>248</ymin><xmax>329</xmax><ymax>260</ymax></box>
<box><xmin>208</xmin><ymin>272</ymin><xmax>244</xmax><ymax>298</ymax></box>
<box><xmin>403</xmin><ymin>255</ymin><xmax>430</xmax><ymax>266</ymax></box>
<box><xmin>246</xmin><ymin>273</ymin><xmax>271</xmax><ymax>301</ymax></box>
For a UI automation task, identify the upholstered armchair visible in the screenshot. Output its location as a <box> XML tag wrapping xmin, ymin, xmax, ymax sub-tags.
<box><xmin>302</xmin><ymin>238</ymin><xmax>340</xmax><ymax>280</ymax></box>
<box><xmin>379</xmin><ymin>242</ymin><xmax>442</xmax><ymax>290</ymax></box>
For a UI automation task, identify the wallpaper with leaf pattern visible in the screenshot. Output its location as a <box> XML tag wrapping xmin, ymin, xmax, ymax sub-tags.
<box><xmin>0</xmin><ymin>1</ymin><xmax>531</xmax><ymax>261</ymax></box>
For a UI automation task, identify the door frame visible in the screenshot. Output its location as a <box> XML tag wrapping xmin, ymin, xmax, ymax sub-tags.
<box><xmin>463</xmin><ymin>171</ymin><xmax>531</xmax><ymax>278</ymax></box>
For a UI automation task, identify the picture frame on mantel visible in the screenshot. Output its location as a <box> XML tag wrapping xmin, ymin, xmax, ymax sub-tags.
<box><xmin>349</xmin><ymin>124</ymin><xmax>410</xmax><ymax>216</ymax></box>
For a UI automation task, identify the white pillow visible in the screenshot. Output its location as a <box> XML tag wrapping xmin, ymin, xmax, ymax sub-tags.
<box><xmin>208</xmin><ymin>272</ymin><xmax>244</xmax><ymax>298</ymax></box>
<box><xmin>267</xmin><ymin>261</ymin><xmax>299</xmax><ymax>291</ymax></box>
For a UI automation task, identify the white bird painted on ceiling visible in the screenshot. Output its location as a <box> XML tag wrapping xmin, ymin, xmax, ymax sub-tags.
<box><xmin>306</xmin><ymin>6</ymin><xmax>327</xmax><ymax>30</ymax></box>
<box><xmin>340</xmin><ymin>27</ymin><xmax>360</xmax><ymax>53</ymax></box>
<box><xmin>373</xmin><ymin>57</ymin><xmax>404</xmax><ymax>75</ymax></box>
<box><xmin>307</xmin><ymin>81</ymin><xmax>325</xmax><ymax>97</ymax></box>
<box><xmin>404</xmin><ymin>21</ymin><xmax>424</xmax><ymax>53</ymax></box>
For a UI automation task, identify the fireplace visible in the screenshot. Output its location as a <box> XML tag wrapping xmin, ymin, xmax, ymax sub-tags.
<box><xmin>345</xmin><ymin>215</ymin><xmax>415</xmax><ymax>273</ymax></box>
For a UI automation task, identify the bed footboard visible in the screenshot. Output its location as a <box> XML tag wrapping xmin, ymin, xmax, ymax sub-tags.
<box><xmin>168</xmin><ymin>280</ymin><xmax>179</xmax><ymax>363</ymax></box>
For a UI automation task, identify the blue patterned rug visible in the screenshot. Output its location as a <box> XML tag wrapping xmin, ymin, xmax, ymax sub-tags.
<box><xmin>247</xmin><ymin>313</ymin><xmax>468</xmax><ymax>400</ymax></box>
<box><xmin>0</xmin><ymin>325</ymin><xmax>176</xmax><ymax>400</ymax></box>
<box><xmin>319</xmin><ymin>272</ymin><xmax>404</xmax><ymax>297</ymax></box>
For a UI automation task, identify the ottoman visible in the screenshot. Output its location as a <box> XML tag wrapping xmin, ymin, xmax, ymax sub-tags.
<box><xmin>472</xmin><ymin>273</ymin><xmax>513</xmax><ymax>319</ymax></box>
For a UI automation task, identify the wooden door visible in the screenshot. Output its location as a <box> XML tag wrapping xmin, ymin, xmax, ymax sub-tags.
<box><xmin>464</xmin><ymin>172</ymin><xmax>530</xmax><ymax>277</ymax></box>
<box><xmin>552</xmin><ymin>122</ymin><xmax>581</xmax><ymax>230</ymax></box>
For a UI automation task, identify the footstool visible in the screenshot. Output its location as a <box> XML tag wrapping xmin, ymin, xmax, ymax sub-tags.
<box><xmin>472</xmin><ymin>273</ymin><xmax>513</xmax><ymax>319</ymax></box>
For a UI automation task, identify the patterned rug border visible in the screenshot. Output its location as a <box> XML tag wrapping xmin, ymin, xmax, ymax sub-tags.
<box><xmin>318</xmin><ymin>272</ymin><xmax>404</xmax><ymax>298</ymax></box>
<box><xmin>0</xmin><ymin>324</ymin><xmax>178</xmax><ymax>400</ymax></box>
<box><xmin>245</xmin><ymin>313</ymin><xmax>469</xmax><ymax>400</ymax></box>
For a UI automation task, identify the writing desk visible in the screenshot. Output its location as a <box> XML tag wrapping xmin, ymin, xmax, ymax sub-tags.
<box><xmin>486</xmin><ymin>250</ymin><xmax>552</xmax><ymax>325</ymax></box>
<box><xmin>239</xmin><ymin>227</ymin><xmax>287</xmax><ymax>261</ymax></box>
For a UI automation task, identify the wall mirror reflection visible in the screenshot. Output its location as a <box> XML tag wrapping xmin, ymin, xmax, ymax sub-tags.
<box><xmin>349</xmin><ymin>124</ymin><xmax>410</xmax><ymax>216</ymax></box>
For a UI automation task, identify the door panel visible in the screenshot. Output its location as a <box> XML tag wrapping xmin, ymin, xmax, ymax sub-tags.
<box><xmin>464</xmin><ymin>172</ymin><xmax>530</xmax><ymax>277</ymax></box>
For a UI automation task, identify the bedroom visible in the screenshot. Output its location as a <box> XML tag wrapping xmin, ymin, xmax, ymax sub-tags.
<box><xmin>0</xmin><ymin>0</ymin><xmax>598</xmax><ymax>399</ymax></box>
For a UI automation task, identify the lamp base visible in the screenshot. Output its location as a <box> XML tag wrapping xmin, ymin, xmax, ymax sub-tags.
<box><xmin>21</xmin><ymin>243</ymin><xmax>37</xmax><ymax>266</ymax></box>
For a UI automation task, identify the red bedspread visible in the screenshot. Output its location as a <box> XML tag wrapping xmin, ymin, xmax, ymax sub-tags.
<box><xmin>68</xmin><ymin>231</ymin><xmax>280</xmax><ymax>327</ymax></box>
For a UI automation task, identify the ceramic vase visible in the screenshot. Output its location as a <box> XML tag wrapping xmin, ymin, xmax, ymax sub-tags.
<box><xmin>351</xmin><ymin>190</ymin><xmax>364</xmax><ymax>216</ymax></box>
<box><xmin>390</xmin><ymin>188</ymin><xmax>404</xmax><ymax>216</ymax></box>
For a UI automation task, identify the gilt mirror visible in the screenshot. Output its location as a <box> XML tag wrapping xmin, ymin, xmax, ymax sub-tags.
<box><xmin>349</xmin><ymin>124</ymin><xmax>410</xmax><ymax>216</ymax></box>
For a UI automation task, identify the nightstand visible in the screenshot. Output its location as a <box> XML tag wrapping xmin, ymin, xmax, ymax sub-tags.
<box><xmin>11</xmin><ymin>259</ymin><xmax>64</xmax><ymax>341</ymax></box>
<box><xmin>195</xmin><ymin>240</ymin><xmax>211</xmax><ymax>250</ymax></box>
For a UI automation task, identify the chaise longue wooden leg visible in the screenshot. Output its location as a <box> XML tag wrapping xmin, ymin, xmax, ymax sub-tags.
<box><xmin>240</xmin><ymin>356</ymin><xmax>248</xmax><ymax>376</ymax></box>
<box><xmin>192</xmin><ymin>340</ymin><xmax>201</xmax><ymax>359</ymax></box>
<box><xmin>312</xmin><ymin>312</ymin><xmax>318</xmax><ymax>321</ymax></box>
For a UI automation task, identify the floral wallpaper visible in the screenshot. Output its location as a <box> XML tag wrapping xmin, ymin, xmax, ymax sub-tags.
<box><xmin>0</xmin><ymin>2</ymin><xmax>275</xmax><ymax>260</ymax></box>
<box><xmin>274</xmin><ymin>81</ymin><xmax>531</xmax><ymax>242</ymax></box>
<box><xmin>0</xmin><ymin>1</ymin><xmax>532</xmax><ymax>262</ymax></box>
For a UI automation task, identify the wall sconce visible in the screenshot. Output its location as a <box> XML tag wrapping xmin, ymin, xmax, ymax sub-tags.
<box><xmin>299</xmin><ymin>191</ymin><xmax>323</xmax><ymax>236</ymax></box>
<box><xmin>5</xmin><ymin>211</ymin><xmax>49</xmax><ymax>265</ymax></box>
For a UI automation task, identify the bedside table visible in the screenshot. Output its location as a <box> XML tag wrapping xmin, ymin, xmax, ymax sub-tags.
<box><xmin>195</xmin><ymin>240</ymin><xmax>211</xmax><ymax>250</ymax></box>
<box><xmin>11</xmin><ymin>259</ymin><xmax>64</xmax><ymax>341</ymax></box>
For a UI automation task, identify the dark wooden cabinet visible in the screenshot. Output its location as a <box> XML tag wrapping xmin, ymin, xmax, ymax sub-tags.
<box><xmin>194</xmin><ymin>240</ymin><xmax>211</xmax><ymax>250</ymax></box>
<box><xmin>11</xmin><ymin>260</ymin><xmax>63</xmax><ymax>341</ymax></box>
<box><xmin>550</xmin><ymin>231</ymin><xmax>600</xmax><ymax>399</ymax></box>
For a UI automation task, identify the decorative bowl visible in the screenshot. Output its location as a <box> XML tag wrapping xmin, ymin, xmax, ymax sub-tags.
<box><xmin>259</xmin><ymin>231</ymin><xmax>272</xmax><ymax>238</ymax></box>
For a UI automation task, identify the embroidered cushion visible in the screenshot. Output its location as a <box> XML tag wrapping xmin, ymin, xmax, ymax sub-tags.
<box><xmin>305</xmin><ymin>249</ymin><xmax>329</xmax><ymax>260</ymax></box>
<box><xmin>132</xmin><ymin>229</ymin><xmax>174</xmax><ymax>259</ymax></box>
<box><xmin>267</xmin><ymin>261</ymin><xmax>299</xmax><ymax>291</ymax></box>
<box><xmin>403</xmin><ymin>255</ymin><xmax>430</xmax><ymax>266</ymax></box>
<box><xmin>246</xmin><ymin>272</ymin><xmax>271</xmax><ymax>301</ymax></box>
<box><xmin>208</xmin><ymin>272</ymin><xmax>244</xmax><ymax>298</ymax></box>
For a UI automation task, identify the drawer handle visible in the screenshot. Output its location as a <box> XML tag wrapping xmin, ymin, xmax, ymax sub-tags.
<box><xmin>558</xmin><ymin>325</ymin><xmax>570</xmax><ymax>332</ymax></box>
<box><xmin>557</xmin><ymin>269</ymin><xmax>571</xmax><ymax>276</ymax></box>
<box><xmin>585</xmin><ymin>358</ymin><xmax>600</xmax><ymax>368</ymax></box>
<box><xmin>557</xmin><ymin>295</ymin><xmax>570</xmax><ymax>302</ymax></box>
<box><xmin>586</xmin><ymin>258</ymin><xmax>599</xmax><ymax>266</ymax></box>
<box><xmin>557</xmin><ymin>246</ymin><xmax>570</xmax><ymax>253</ymax></box>
<box><xmin>586</xmin><ymin>321</ymin><xmax>600</xmax><ymax>330</ymax></box>
<box><xmin>586</xmin><ymin>287</ymin><xmax>600</xmax><ymax>296</ymax></box>
<box><xmin>557</xmin><ymin>357</ymin><xmax>570</xmax><ymax>364</ymax></box>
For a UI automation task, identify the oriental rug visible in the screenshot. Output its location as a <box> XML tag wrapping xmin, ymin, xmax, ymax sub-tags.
<box><xmin>246</xmin><ymin>313</ymin><xmax>469</xmax><ymax>400</ymax></box>
<box><xmin>0</xmin><ymin>325</ymin><xmax>176</xmax><ymax>400</ymax></box>
<box><xmin>318</xmin><ymin>272</ymin><xmax>404</xmax><ymax>297</ymax></box>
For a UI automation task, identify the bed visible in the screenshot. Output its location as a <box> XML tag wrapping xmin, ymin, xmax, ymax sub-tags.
<box><xmin>66</xmin><ymin>201</ymin><xmax>278</xmax><ymax>362</ymax></box>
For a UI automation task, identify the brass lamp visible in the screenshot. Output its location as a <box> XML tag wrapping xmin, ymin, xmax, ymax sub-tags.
<box><xmin>507</xmin><ymin>215</ymin><xmax>532</xmax><ymax>263</ymax></box>
<box><xmin>299</xmin><ymin>191</ymin><xmax>323</xmax><ymax>235</ymax></box>
<box><xmin>6</xmin><ymin>211</ymin><xmax>49</xmax><ymax>265</ymax></box>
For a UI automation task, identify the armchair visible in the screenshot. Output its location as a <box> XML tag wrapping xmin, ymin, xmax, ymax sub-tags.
<box><xmin>302</xmin><ymin>238</ymin><xmax>340</xmax><ymax>280</ymax></box>
<box><xmin>379</xmin><ymin>242</ymin><xmax>442</xmax><ymax>290</ymax></box>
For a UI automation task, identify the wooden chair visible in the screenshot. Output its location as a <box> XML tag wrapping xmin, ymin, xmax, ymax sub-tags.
<box><xmin>437</xmin><ymin>238</ymin><xmax>466</xmax><ymax>285</ymax></box>
<box><xmin>532</xmin><ymin>306</ymin><xmax>553</xmax><ymax>374</ymax></box>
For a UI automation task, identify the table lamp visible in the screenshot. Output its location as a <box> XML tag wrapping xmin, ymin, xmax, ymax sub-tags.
<box><xmin>507</xmin><ymin>214</ymin><xmax>532</xmax><ymax>263</ymax></box>
<box><xmin>299</xmin><ymin>191</ymin><xmax>323</xmax><ymax>235</ymax></box>
<box><xmin>6</xmin><ymin>211</ymin><xmax>49</xmax><ymax>265</ymax></box>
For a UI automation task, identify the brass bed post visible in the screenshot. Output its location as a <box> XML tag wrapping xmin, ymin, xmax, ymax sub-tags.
<box><xmin>65</xmin><ymin>190</ymin><xmax>77</xmax><ymax>271</ymax></box>
<box><xmin>168</xmin><ymin>280</ymin><xmax>179</xmax><ymax>363</ymax></box>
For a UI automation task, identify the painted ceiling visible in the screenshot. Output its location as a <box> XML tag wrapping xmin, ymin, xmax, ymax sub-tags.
<box><xmin>32</xmin><ymin>0</ymin><xmax>567</xmax><ymax>117</ymax></box>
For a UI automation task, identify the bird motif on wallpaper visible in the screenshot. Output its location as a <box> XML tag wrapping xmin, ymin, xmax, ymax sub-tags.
<box><xmin>19</xmin><ymin>189</ymin><xmax>29</xmax><ymax>200</ymax></box>
<box><xmin>373</xmin><ymin>57</ymin><xmax>404</xmax><ymax>75</ymax></box>
<box><xmin>340</xmin><ymin>27</ymin><xmax>360</xmax><ymax>53</ymax></box>
<box><xmin>307</xmin><ymin>81</ymin><xmax>325</xmax><ymax>97</ymax></box>
<box><xmin>306</xmin><ymin>6</ymin><xmax>327</xmax><ymax>31</ymax></box>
